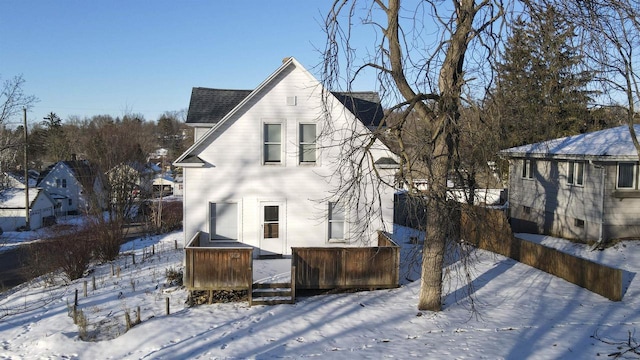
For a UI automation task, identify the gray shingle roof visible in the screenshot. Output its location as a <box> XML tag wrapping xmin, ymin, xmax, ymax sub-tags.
<box><xmin>332</xmin><ymin>92</ymin><xmax>384</xmax><ymax>127</ymax></box>
<box><xmin>185</xmin><ymin>87</ymin><xmax>384</xmax><ymax>127</ymax></box>
<box><xmin>186</xmin><ymin>88</ymin><xmax>252</xmax><ymax>124</ymax></box>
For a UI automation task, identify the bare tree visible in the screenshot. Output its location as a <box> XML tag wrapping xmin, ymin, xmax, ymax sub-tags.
<box><xmin>551</xmin><ymin>0</ymin><xmax>640</xmax><ymax>156</ymax></box>
<box><xmin>323</xmin><ymin>0</ymin><xmax>503</xmax><ymax>310</ymax></box>
<box><xmin>0</xmin><ymin>75</ymin><xmax>38</xmax><ymax>126</ymax></box>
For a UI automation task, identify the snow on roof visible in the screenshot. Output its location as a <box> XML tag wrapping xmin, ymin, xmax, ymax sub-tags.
<box><xmin>500</xmin><ymin>125</ymin><xmax>640</xmax><ymax>160</ymax></box>
<box><xmin>0</xmin><ymin>188</ymin><xmax>43</xmax><ymax>209</ymax></box>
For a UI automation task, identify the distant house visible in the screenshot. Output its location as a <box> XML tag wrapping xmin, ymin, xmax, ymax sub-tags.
<box><xmin>37</xmin><ymin>159</ymin><xmax>106</xmax><ymax>216</ymax></box>
<box><xmin>500</xmin><ymin>125</ymin><xmax>640</xmax><ymax>243</ymax></box>
<box><xmin>172</xmin><ymin>175</ymin><xmax>183</xmax><ymax>197</ymax></box>
<box><xmin>1</xmin><ymin>171</ymin><xmax>39</xmax><ymax>189</ymax></box>
<box><xmin>107</xmin><ymin>162</ymin><xmax>158</xmax><ymax>198</ymax></box>
<box><xmin>174</xmin><ymin>57</ymin><xmax>398</xmax><ymax>257</ymax></box>
<box><xmin>152</xmin><ymin>174</ymin><xmax>175</xmax><ymax>195</ymax></box>
<box><xmin>0</xmin><ymin>188</ymin><xmax>55</xmax><ymax>231</ymax></box>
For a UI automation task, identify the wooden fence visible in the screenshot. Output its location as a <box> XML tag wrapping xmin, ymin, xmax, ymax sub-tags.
<box><xmin>292</xmin><ymin>232</ymin><xmax>400</xmax><ymax>290</ymax></box>
<box><xmin>461</xmin><ymin>206</ymin><xmax>623</xmax><ymax>301</ymax></box>
<box><xmin>184</xmin><ymin>232</ymin><xmax>253</xmax><ymax>291</ymax></box>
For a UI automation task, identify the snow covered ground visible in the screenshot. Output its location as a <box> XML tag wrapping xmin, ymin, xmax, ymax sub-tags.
<box><xmin>0</xmin><ymin>225</ymin><xmax>639</xmax><ymax>359</ymax></box>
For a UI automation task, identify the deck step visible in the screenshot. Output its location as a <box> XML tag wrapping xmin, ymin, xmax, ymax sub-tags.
<box><xmin>250</xmin><ymin>282</ymin><xmax>295</xmax><ymax>306</ymax></box>
<box><xmin>252</xmin><ymin>282</ymin><xmax>290</xmax><ymax>289</ymax></box>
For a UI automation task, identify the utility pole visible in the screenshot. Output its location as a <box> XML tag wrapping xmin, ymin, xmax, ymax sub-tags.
<box><xmin>23</xmin><ymin>107</ymin><xmax>30</xmax><ymax>230</ymax></box>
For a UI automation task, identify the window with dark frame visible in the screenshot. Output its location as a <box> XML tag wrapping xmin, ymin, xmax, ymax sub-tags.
<box><xmin>522</xmin><ymin>159</ymin><xmax>534</xmax><ymax>179</ymax></box>
<box><xmin>263</xmin><ymin>205</ymin><xmax>279</xmax><ymax>239</ymax></box>
<box><xmin>617</xmin><ymin>162</ymin><xmax>635</xmax><ymax>189</ymax></box>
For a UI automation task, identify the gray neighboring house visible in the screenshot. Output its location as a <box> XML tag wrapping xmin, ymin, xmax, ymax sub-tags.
<box><xmin>500</xmin><ymin>124</ymin><xmax>640</xmax><ymax>243</ymax></box>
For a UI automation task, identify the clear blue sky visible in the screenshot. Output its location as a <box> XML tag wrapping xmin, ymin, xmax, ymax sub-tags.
<box><xmin>0</xmin><ymin>1</ymin><xmax>348</xmax><ymax>124</ymax></box>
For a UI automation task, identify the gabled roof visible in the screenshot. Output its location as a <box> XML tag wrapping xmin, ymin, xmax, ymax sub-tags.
<box><xmin>186</xmin><ymin>88</ymin><xmax>253</xmax><ymax>125</ymax></box>
<box><xmin>38</xmin><ymin>160</ymin><xmax>102</xmax><ymax>189</ymax></box>
<box><xmin>184</xmin><ymin>89</ymin><xmax>384</xmax><ymax>128</ymax></box>
<box><xmin>176</xmin><ymin>57</ymin><xmax>388</xmax><ymax>166</ymax></box>
<box><xmin>500</xmin><ymin>125</ymin><xmax>640</xmax><ymax>161</ymax></box>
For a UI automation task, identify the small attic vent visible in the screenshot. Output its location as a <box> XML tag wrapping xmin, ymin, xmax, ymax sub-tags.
<box><xmin>286</xmin><ymin>96</ymin><xmax>297</xmax><ymax>106</ymax></box>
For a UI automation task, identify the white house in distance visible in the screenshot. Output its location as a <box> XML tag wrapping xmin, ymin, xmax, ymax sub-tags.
<box><xmin>37</xmin><ymin>159</ymin><xmax>105</xmax><ymax>216</ymax></box>
<box><xmin>500</xmin><ymin>125</ymin><xmax>640</xmax><ymax>243</ymax></box>
<box><xmin>174</xmin><ymin>57</ymin><xmax>398</xmax><ymax>257</ymax></box>
<box><xmin>0</xmin><ymin>188</ymin><xmax>55</xmax><ymax>231</ymax></box>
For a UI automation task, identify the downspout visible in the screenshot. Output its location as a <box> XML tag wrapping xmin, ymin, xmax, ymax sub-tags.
<box><xmin>590</xmin><ymin>161</ymin><xmax>606</xmax><ymax>251</ymax></box>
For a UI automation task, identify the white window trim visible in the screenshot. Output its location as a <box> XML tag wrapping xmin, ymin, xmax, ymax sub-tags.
<box><xmin>262</xmin><ymin>120</ymin><xmax>285</xmax><ymax>166</ymax></box>
<box><xmin>567</xmin><ymin>161</ymin><xmax>584</xmax><ymax>187</ymax></box>
<box><xmin>298</xmin><ymin>122</ymin><xmax>318</xmax><ymax>166</ymax></box>
<box><xmin>617</xmin><ymin>162</ymin><xmax>636</xmax><ymax>189</ymax></box>
<box><xmin>327</xmin><ymin>201</ymin><xmax>348</xmax><ymax>243</ymax></box>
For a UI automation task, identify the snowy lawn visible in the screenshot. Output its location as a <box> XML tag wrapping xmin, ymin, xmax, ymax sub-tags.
<box><xmin>0</xmin><ymin>227</ymin><xmax>639</xmax><ymax>359</ymax></box>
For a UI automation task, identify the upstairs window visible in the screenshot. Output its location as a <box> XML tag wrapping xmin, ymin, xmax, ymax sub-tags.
<box><xmin>299</xmin><ymin>123</ymin><xmax>316</xmax><ymax>164</ymax></box>
<box><xmin>62</xmin><ymin>179</ymin><xmax>67</xmax><ymax>188</ymax></box>
<box><xmin>263</xmin><ymin>123</ymin><xmax>282</xmax><ymax>164</ymax></box>
<box><xmin>567</xmin><ymin>161</ymin><xmax>584</xmax><ymax>186</ymax></box>
<box><xmin>522</xmin><ymin>159</ymin><xmax>534</xmax><ymax>179</ymax></box>
<box><xmin>617</xmin><ymin>162</ymin><xmax>636</xmax><ymax>189</ymax></box>
<box><xmin>56</xmin><ymin>179</ymin><xmax>61</xmax><ymax>187</ymax></box>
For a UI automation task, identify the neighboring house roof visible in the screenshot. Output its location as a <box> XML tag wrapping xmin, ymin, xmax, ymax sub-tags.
<box><xmin>38</xmin><ymin>160</ymin><xmax>103</xmax><ymax>190</ymax></box>
<box><xmin>0</xmin><ymin>188</ymin><xmax>53</xmax><ymax>209</ymax></box>
<box><xmin>500</xmin><ymin>125</ymin><xmax>640</xmax><ymax>161</ymax></box>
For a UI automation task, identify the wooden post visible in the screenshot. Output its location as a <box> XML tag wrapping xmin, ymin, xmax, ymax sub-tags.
<box><xmin>111</xmin><ymin>264</ymin><xmax>114</xmax><ymax>277</ymax></box>
<box><xmin>152</xmin><ymin>244</ymin><xmax>155</xmax><ymax>255</ymax></box>
<box><xmin>136</xmin><ymin>306</ymin><xmax>141</xmax><ymax>324</ymax></box>
<box><xmin>132</xmin><ymin>253</ymin><xmax>136</xmax><ymax>265</ymax></box>
<box><xmin>74</xmin><ymin>289</ymin><xmax>78</xmax><ymax>307</ymax></box>
<box><xmin>92</xmin><ymin>275</ymin><xmax>96</xmax><ymax>291</ymax></box>
<box><xmin>165</xmin><ymin>297</ymin><xmax>170</xmax><ymax>315</ymax></box>
<box><xmin>174</xmin><ymin>240</ymin><xmax>178</xmax><ymax>249</ymax></box>
<box><xmin>117</xmin><ymin>266</ymin><xmax>121</xmax><ymax>278</ymax></box>
<box><xmin>125</xmin><ymin>311</ymin><xmax>132</xmax><ymax>330</ymax></box>
<box><xmin>83</xmin><ymin>281</ymin><xmax>87</xmax><ymax>297</ymax></box>
<box><xmin>291</xmin><ymin>266</ymin><xmax>296</xmax><ymax>304</ymax></box>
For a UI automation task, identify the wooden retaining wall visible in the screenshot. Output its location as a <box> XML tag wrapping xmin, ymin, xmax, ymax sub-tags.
<box><xmin>184</xmin><ymin>232</ymin><xmax>253</xmax><ymax>291</ymax></box>
<box><xmin>292</xmin><ymin>232</ymin><xmax>400</xmax><ymax>290</ymax></box>
<box><xmin>461</xmin><ymin>206</ymin><xmax>623</xmax><ymax>301</ymax></box>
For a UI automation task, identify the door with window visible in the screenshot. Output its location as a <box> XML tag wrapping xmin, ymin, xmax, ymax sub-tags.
<box><xmin>260</xmin><ymin>202</ymin><xmax>285</xmax><ymax>256</ymax></box>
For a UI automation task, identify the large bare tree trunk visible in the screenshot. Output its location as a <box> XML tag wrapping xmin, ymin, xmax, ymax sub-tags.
<box><xmin>323</xmin><ymin>0</ymin><xmax>500</xmax><ymax>311</ymax></box>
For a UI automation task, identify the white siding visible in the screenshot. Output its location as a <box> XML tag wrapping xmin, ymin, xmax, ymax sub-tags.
<box><xmin>181</xmin><ymin>63</ymin><xmax>396</xmax><ymax>254</ymax></box>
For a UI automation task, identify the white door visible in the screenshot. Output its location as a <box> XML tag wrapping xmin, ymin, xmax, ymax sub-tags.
<box><xmin>260</xmin><ymin>202</ymin><xmax>285</xmax><ymax>256</ymax></box>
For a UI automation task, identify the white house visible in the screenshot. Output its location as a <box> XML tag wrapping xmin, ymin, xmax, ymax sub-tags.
<box><xmin>174</xmin><ymin>57</ymin><xmax>398</xmax><ymax>257</ymax></box>
<box><xmin>500</xmin><ymin>125</ymin><xmax>640</xmax><ymax>243</ymax></box>
<box><xmin>37</xmin><ymin>159</ymin><xmax>105</xmax><ymax>216</ymax></box>
<box><xmin>0</xmin><ymin>188</ymin><xmax>55</xmax><ymax>231</ymax></box>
